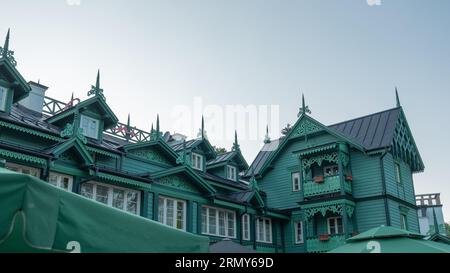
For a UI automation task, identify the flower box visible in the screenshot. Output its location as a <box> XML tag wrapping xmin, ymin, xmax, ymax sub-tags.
<box><xmin>314</xmin><ymin>175</ymin><xmax>324</xmax><ymax>183</ymax></box>
<box><xmin>345</xmin><ymin>175</ymin><xmax>353</xmax><ymax>182</ymax></box>
<box><xmin>319</xmin><ymin>234</ymin><xmax>329</xmax><ymax>241</ymax></box>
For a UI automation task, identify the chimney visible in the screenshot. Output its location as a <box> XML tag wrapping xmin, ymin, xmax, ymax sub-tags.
<box><xmin>19</xmin><ymin>81</ymin><xmax>48</xmax><ymax>113</ymax></box>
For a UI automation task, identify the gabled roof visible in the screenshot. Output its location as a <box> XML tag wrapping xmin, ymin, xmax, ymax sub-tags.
<box><xmin>121</xmin><ymin>138</ymin><xmax>180</xmax><ymax>165</ymax></box>
<box><xmin>168</xmin><ymin>137</ymin><xmax>217</xmax><ymax>160</ymax></box>
<box><xmin>0</xmin><ymin>58</ymin><xmax>31</xmax><ymax>103</ymax></box>
<box><xmin>207</xmin><ymin>150</ymin><xmax>249</xmax><ymax>170</ymax></box>
<box><xmin>46</xmin><ymin>137</ymin><xmax>94</xmax><ymax>166</ymax></box>
<box><xmin>246</xmin><ymin>107</ymin><xmax>422</xmax><ymax>177</ymax></box>
<box><xmin>226</xmin><ymin>190</ymin><xmax>265</xmax><ymax>208</ymax></box>
<box><xmin>329</xmin><ymin>107</ymin><xmax>401</xmax><ymax>151</ymax></box>
<box><xmin>150</xmin><ymin>165</ymin><xmax>216</xmax><ymax>195</ymax></box>
<box><xmin>46</xmin><ymin>96</ymin><xmax>119</xmax><ymax>129</ymax></box>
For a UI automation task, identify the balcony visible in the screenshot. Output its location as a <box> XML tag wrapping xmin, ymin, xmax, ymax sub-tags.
<box><xmin>306</xmin><ymin>234</ymin><xmax>346</xmax><ymax>253</ymax></box>
<box><xmin>303</xmin><ymin>175</ymin><xmax>352</xmax><ymax>198</ymax></box>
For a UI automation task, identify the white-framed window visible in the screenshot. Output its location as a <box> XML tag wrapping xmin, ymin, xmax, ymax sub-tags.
<box><xmin>158</xmin><ymin>196</ymin><xmax>187</xmax><ymax>231</ymax></box>
<box><xmin>324</xmin><ymin>165</ymin><xmax>339</xmax><ymax>177</ymax></box>
<box><xmin>294</xmin><ymin>221</ymin><xmax>304</xmax><ymax>244</ymax></box>
<box><xmin>191</xmin><ymin>153</ymin><xmax>204</xmax><ymax>171</ymax></box>
<box><xmin>327</xmin><ymin>217</ymin><xmax>344</xmax><ymax>235</ymax></box>
<box><xmin>227</xmin><ymin>165</ymin><xmax>237</xmax><ymax>181</ymax></box>
<box><xmin>5</xmin><ymin>162</ymin><xmax>40</xmax><ymax>178</ymax></box>
<box><xmin>49</xmin><ymin>172</ymin><xmax>73</xmax><ymax>192</ymax></box>
<box><xmin>292</xmin><ymin>172</ymin><xmax>301</xmax><ymax>192</ymax></box>
<box><xmin>201</xmin><ymin>206</ymin><xmax>236</xmax><ymax>238</ymax></box>
<box><xmin>0</xmin><ymin>86</ymin><xmax>7</xmax><ymax>112</ymax></box>
<box><xmin>242</xmin><ymin>214</ymin><xmax>250</xmax><ymax>241</ymax></box>
<box><xmin>401</xmin><ymin>214</ymin><xmax>408</xmax><ymax>230</ymax></box>
<box><xmin>80</xmin><ymin>181</ymin><xmax>140</xmax><ymax>215</ymax></box>
<box><xmin>80</xmin><ymin>115</ymin><xmax>100</xmax><ymax>140</ymax></box>
<box><xmin>256</xmin><ymin>217</ymin><xmax>272</xmax><ymax>243</ymax></box>
<box><xmin>395</xmin><ymin>162</ymin><xmax>402</xmax><ymax>184</ymax></box>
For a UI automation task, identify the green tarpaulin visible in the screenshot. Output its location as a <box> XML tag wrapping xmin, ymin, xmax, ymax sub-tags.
<box><xmin>0</xmin><ymin>167</ymin><xmax>209</xmax><ymax>253</ymax></box>
<box><xmin>329</xmin><ymin>225</ymin><xmax>450</xmax><ymax>253</ymax></box>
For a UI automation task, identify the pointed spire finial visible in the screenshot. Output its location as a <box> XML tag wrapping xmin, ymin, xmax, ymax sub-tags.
<box><xmin>298</xmin><ymin>92</ymin><xmax>311</xmax><ymax>117</ymax></box>
<box><xmin>156</xmin><ymin>114</ymin><xmax>160</xmax><ymax>134</ymax></box>
<box><xmin>395</xmin><ymin>87</ymin><xmax>401</xmax><ymax>107</ymax></box>
<box><xmin>264</xmin><ymin>125</ymin><xmax>271</xmax><ymax>144</ymax></box>
<box><xmin>197</xmin><ymin>115</ymin><xmax>208</xmax><ymax>139</ymax></box>
<box><xmin>202</xmin><ymin>115</ymin><xmax>205</xmax><ymax>139</ymax></box>
<box><xmin>127</xmin><ymin>113</ymin><xmax>131</xmax><ymax>127</ymax></box>
<box><xmin>87</xmin><ymin>69</ymin><xmax>105</xmax><ymax>99</ymax></box>
<box><xmin>249</xmin><ymin>169</ymin><xmax>259</xmax><ymax>191</ymax></box>
<box><xmin>232</xmin><ymin>130</ymin><xmax>240</xmax><ymax>151</ymax></box>
<box><xmin>0</xmin><ymin>28</ymin><xmax>17</xmax><ymax>66</ymax></box>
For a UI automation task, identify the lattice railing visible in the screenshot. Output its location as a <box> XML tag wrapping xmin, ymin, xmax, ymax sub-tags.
<box><xmin>42</xmin><ymin>96</ymin><xmax>73</xmax><ymax>116</ymax></box>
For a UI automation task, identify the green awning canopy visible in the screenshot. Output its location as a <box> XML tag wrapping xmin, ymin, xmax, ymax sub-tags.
<box><xmin>0</xmin><ymin>167</ymin><xmax>209</xmax><ymax>253</ymax></box>
<box><xmin>329</xmin><ymin>225</ymin><xmax>450</xmax><ymax>253</ymax></box>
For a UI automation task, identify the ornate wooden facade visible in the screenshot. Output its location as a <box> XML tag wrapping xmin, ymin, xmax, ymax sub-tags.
<box><xmin>0</xmin><ymin>30</ymin><xmax>424</xmax><ymax>252</ymax></box>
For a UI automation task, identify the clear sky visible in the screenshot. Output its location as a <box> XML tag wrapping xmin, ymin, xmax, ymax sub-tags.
<box><xmin>2</xmin><ymin>0</ymin><xmax>450</xmax><ymax>220</ymax></box>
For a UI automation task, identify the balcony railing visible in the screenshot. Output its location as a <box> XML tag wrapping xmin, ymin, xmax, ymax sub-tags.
<box><xmin>306</xmin><ymin>234</ymin><xmax>346</xmax><ymax>253</ymax></box>
<box><xmin>303</xmin><ymin>176</ymin><xmax>352</xmax><ymax>198</ymax></box>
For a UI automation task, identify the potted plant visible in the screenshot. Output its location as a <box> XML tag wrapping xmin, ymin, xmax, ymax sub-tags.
<box><xmin>319</xmin><ymin>234</ymin><xmax>329</xmax><ymax>241</ymax></box>
<box><xmin>314</xmin><ymin>175</ymin><xmax>324</xmax><ymax>183</ymax></box>
<box><xmin>345</xmin><ymin>174</ymin><xmax>353</xmax><ymax>182</ymax></box>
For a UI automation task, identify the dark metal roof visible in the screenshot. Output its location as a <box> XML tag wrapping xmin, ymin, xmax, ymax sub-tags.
<box><xmin>0</xmin><ymin>104</ymin><xmax>61</xmax><ymax>135</ymax></box>
<box><xmin>244</xmin><ymin>138</ymin><xmax>282</xmax><ymax>177</ymax></box>
<box><xmin>196</xmin><ymin>170</ymin><xmax>250</xmax><ymax>190</ymax></box>
<box><xmin>246</xmin><ymin>108</ymin><xmax>402</xmax><ymax>177</ymax></box>
<box><xmin>329</xmin><ymin>107</ymin><xmax>401</xmax><ymax>151</ymax></box>
<box><xmin>207</xmin><ymin>151</ymin><xmax>235</xmax><ymax>166</ymax></box>
<box><xmin>167</xmin><ymin>139</ymin><xmax>201</xmax><ymax>152</ymax></box>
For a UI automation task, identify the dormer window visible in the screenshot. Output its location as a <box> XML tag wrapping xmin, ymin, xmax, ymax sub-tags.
<box><xmin>80</xmin><ymin>115</ymin><xmax>99</xmax><ymax>140</ymax></box>
<box><xmin>191</xmin><ymin>153</ymin><xmax>203</xmax><ymax>171</ymax></box>
<box><xmin>0</xmin><ymin>87</ymin><xmax>7</xmax><ymax>112</ymax></box>
<box><xmin>227</xmin><ymin>165</ymin><xmax>237</xmax><ymax>181</ymax></box>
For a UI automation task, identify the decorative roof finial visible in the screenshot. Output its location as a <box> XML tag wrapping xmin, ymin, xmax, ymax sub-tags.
<box><xmin>197</xmin><ymin>115</ymin><xmax>208</xmax><ymax>139</ymax></box>
<box><xmin>127</xmin><ymin>113</ymin><xmax>131</xmax><ymax>127</ymax></box>
<box><xmin>87</xmin><ymin>70</ymin><xmax>105</xmax><ymax>100</ymax></box>
<box><xmin>298</xmin><ymin>93</ymin><xmax>311</xmax><ymax>117</ymax></box>
<box><xmin>156</xmin><ymin>114</ymin><xmax>160</xmax><ymax>135</ymax></box>
<box><xmin>249</xmin><ymin>170</ymin><xmax>259</xmax><ymax>191</ymax></box>
<box><xmin>232</xmin><ymin>130</ymin><xmax>240</xmax><ymax>151</ymax></box>
<box><xmin>264</xmin><ymin>125</ymin><xmax>271</xmax><ymax>144</ymax></box>
<box><xmin>395</xmin><ymin>87</ymin><xmax>401</xmax><ymax>107</ymax></box>
<box><xmin>0</xmin><ymin>28</ymin><xmax>17</xmax><ymax>66</ymax></box>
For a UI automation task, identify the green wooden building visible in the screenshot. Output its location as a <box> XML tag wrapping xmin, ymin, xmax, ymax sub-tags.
<box><xmin>0</xmin><ymin>30</ymin><xmax>425</xmax><ymax>253</ymax></box>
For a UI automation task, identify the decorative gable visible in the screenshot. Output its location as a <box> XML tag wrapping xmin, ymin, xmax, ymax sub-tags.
<box><xmin>290</xmin><ymin>117</ymin><xmax>323</xmax><ymax>139</ymax></box>
<box><xmin>129</xmin><ymin>148</ymin><xmax>172</xmax><ymax>165</ymax></box>
<box><xmin>154</xmin><ymin>174</ymin><xmax>199</xmax><ymax>193</ymax></box>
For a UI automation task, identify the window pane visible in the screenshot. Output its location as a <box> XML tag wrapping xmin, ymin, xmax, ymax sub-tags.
<box><xmin>265</xmin><ymin>219</ymin><xmax>271</xmax><ymax>242</ymax></box>
<box><xmin>208</xmin><ymin>208</ymin><xmax>217</xmax><ymax>235</ymax></box>
<box><xmin>95</xmin><ymin>185</ymin><xmax>109</xmax><ymax>204</ymax></box>
<box><xmin>60</xmin><ymin>179</ymin><xmax>70</xmax><ymax>191</ymax></box>
<box><xmin>243</xmin><ymin>215</ymin><xmax>249</xmax><ymax>240</ymax></box>
<box><xmin>258</xmin><ymin>219</ymin><xmax>264</xmax><ymax>241</ymax></box>
<box><xmin>0</xmin><ymin>88</ymin><xmax>6</xmax><ymax>111</ymax></box>
<box><xmin>49</xmin><ymin>174</ymin><xmax>58</xmax><ymax>186</ymax></box>
<box><xmin>227</xmin><ymin>212</ymin><xmax>235</xmax><ymax>237</ymax></box>
<box><xmin>166</xmin><ymin>199</ymin><xmax>174</xmax><ymax>227</ymax></box>
<box><xmin>201</xmin><ymin>207</ymin><xmax>207</xmax><ymax>233</ymax></box>
<box><xmin>337</xmin><ymin>217</ymin><xmax>343</xmax><ymax>233</ymax></box>
<box><xmin>126</xmin><ymin>192</ymin><xmax>138</xmax><ymax>214</ymax></box>
<box><xmin>218</xmin><ymin>211</ymin><xmax>226</xmax><ymax>236</ymax></box>
<box><xmin>176</xmin><ymin>201</ymin><xmax>184</xmax><ymax>230</ymax></box>
<box><xmin>80</xmin><ymin>183</ymin><xmax>94</xmax><ymax>199</ymax></box>
<box><xmin>158</xmin><ymin>198</ymin><xmax>165</xmax><ymax>224</ymax></box>
<box><xmin>113</xmin><ymin>189</ymin><xmax>125</xmax><ymax>210</ymax></box>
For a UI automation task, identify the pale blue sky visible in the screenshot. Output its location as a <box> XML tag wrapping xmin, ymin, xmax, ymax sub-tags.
<box><xmin>2</xmin><ymin>0</ymin><xmax>450</xmax><ymax>220</ymax></box>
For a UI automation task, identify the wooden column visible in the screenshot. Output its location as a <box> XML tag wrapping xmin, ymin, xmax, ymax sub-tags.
<box><xmin>337</xmin><ymin>145</ymin><xmax>345</xmax><ymax>196</ymax></box>
<box><xmin>299</xmin><ymin>155</ymin><xmax>305</xmax><ymax>202</ymax></box>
